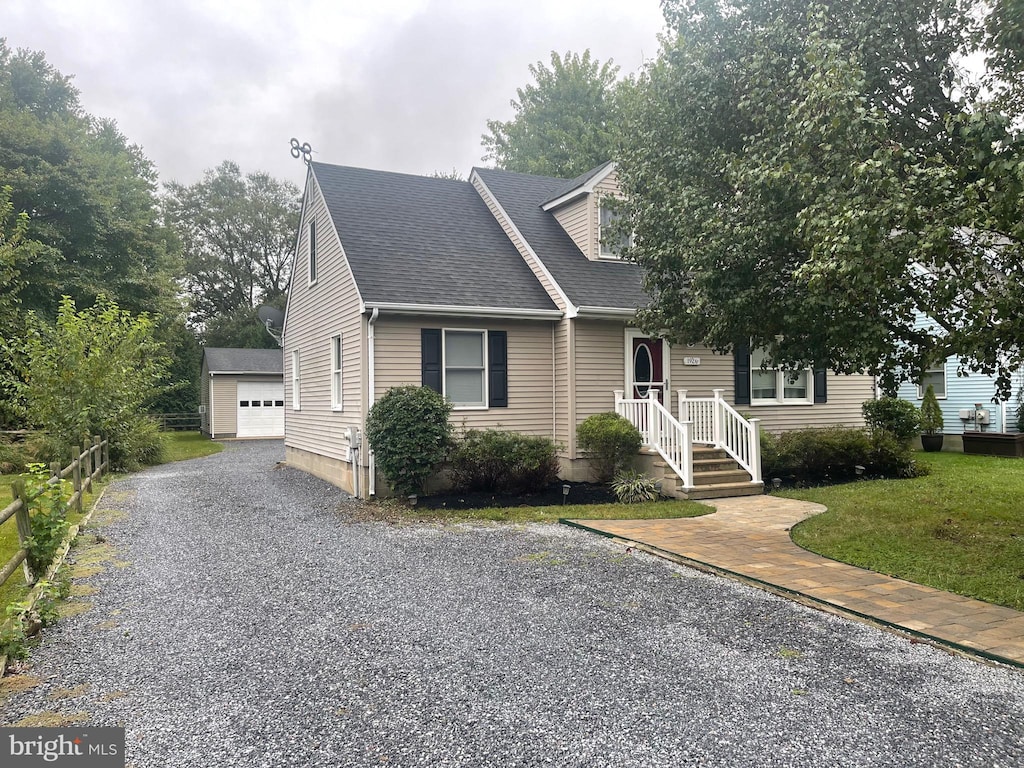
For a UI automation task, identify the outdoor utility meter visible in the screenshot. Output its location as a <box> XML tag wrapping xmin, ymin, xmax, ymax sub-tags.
<box><xmin>347</xmin><ymin>426</ymin><xmax>361</xmax><ymax>448</ymax></box>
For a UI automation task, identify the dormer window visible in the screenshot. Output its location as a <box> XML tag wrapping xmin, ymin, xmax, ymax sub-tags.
<box><xmin>598</xmin><ymin>202</ymin><xmax>632</xmax><ymax>259</ymax></box>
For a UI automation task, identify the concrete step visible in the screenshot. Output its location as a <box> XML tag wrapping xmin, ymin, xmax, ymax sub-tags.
<box><xmin>692</xmin><ymin>468</ymin><xmax>752</xmax><ymax>486</ymax></box>
<box><xmin>692</xmin><ymin>457</ymin><xmax>741</xmax><ymax>473</ymax></box>
<box><xmin>682</xmin><ymin>482</ymin><xmax>764</xmax><ymax>500</ymax></box>
<box><xmin>692</xmin><ymin>447</ymin><xmax>729</xmax><ymax>461</ymax></box>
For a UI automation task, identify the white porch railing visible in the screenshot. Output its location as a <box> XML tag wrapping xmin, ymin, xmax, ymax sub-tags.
<box><xmin>677</xmin><ymin>388</ymin><xmax>762</xmax><ymax>484</ymax></box>
<box><xmin>615</xmin><ymin>390</ymin><xmax>693</xmax><ymax>489</ymax></box>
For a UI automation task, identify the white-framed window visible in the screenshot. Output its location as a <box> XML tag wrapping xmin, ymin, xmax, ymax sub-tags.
<box><xmin>291</xmin><ymin>350</ymin><xmax>300</xmax><ymax>410</ymax></box>
<box><xmin>918</xmin><ymin>366</ymin><xmax>947</xmax><ymax>399</ymax></box>
<box><xmin>750</xmin><ymin>348</ymin><xmax>812</xmax><ymax>405</ymax></box>
<box><xmin>598</xmin><ymin>201</ymin><xmax>632</xmax><ymax>258</ymax></box>
<box><xmin>330</xmin><ymin>334</ymin><xmax>343</xmax><ymax>410</ymax></box>
<box><xmin>444</xmin><ymin>329</ymin><xmax>487</xmax><ymax>408</ymax></box>
<box><xmin>308</xmin><ymin>218</ymin><xmax>318</xmax><ymax>285</ymax></box>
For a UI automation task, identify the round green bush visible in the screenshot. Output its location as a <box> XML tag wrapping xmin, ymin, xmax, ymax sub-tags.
<box><xmin>861</xmin><ymin>397</ymin><xmax>920</xmax><ymax>445</ymax></box>
<box><xmin>365</xmin><ymin>386</ymin><xmax>452</xmax><ymax>497</ymax></box>
<box><xmin>576</xmin><ymin>412</ymin><xmax>642</xmax><ymax>483</ymax></box>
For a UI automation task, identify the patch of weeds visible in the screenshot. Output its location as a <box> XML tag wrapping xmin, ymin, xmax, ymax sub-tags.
<box><xmin>517</xmin><ymin>551</ymin><xmax>566</xmax><ymax>566</ymax></box>
<box><xmin>11</xmin><ymin>711</ymin><xmax>89</xmax><ymax>728</ymax></box>
<box><xmin>0</xmin><ymin>674</ymin><xmax>41</xmax><ymax>701</ymax></box>
<box><xmin>47</xmin><ymin>683</ymin><xmax>90</xmax><ymax>701</ymax></box>
<box><xmin>99</xmin><ymin>691</ymin><xmax>128</xmax><ymax>702</ymax></box>
<box><xmin>778</xmin><ymin>647</ymin><xmax>802</xmax><ymax>659</ymax></box>
<box><xmin>791</xmin><ymin>688</ymin><xmax>808</xmax><ymax>696</ymax></box>
<box><xmin>57</xmin><ymin>601</ymin><xmax>93</xmax><ymax>620</ymax></box>
<box><xmin>1</xmin><ymin>600</ymin><xmax>31</xmax><ymax>660</ymax></box>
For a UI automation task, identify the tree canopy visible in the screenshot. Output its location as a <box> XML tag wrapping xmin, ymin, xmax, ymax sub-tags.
<box><xmin>482</xmin><ymin>50</ymin><xmax>624</xmax><ymax>179</ymax></box>
<box><xmin>0</xmin><ymin>39</ymin><xmax>181</xmax><ymax>321</ymax></box>
<box><xmin>617</xmin><ymin>0</ymin><xmax>1024</xmax><ymax>397</ymax></box>
<box><xmin>164</xmin><ymin>160</ymin><xmax>299</xmax><ymax>348</ymax></box>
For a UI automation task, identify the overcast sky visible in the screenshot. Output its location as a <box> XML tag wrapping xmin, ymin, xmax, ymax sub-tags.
<box><xmin>2</xmin><ymin>0</ymin><xmax>667</xmax><ymax>189</ymax></box>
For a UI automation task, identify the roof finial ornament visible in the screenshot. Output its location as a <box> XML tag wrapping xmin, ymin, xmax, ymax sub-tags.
<box><xmin>289</xmin><ymin>138</ymin><xmax>312</xmax><ymax>165</ymax></box>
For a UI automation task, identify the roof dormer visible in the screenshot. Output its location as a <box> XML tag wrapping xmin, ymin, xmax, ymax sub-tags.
<box><xmin>540</xmin><ymin>161</ymin><xmax>628</xmax><ymax>261</ymax></box>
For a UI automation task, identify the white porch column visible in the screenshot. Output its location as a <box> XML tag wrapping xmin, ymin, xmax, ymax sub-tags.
<box><xmin>613</xmin><ymin>389</ymin><xmax>624</xmax><ymax>417</ymax></box>
<box><xmin>647</xmin><ymin>389</ymin><xmax>659</xmax><ymax>447</ymax></box>
<box><xmin>677</xmin><ymin>389</ymin><xmax>687</xmax><ymax>423</ymax></box>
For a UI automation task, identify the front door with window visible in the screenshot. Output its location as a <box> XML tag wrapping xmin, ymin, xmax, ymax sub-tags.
<box><xmin>630</xmin><ymin>337</ymin><xmax>665</xmax><ymax>402</ymax></box>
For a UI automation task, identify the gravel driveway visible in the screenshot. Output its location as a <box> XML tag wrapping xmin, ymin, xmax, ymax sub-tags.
<box><xmin>2</xmin><ymin>440</ymin><xmax>1023</xmax><ymax>767</ymax></box>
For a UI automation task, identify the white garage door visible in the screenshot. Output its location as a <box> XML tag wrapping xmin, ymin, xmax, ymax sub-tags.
<box><xmin>236</xmin><ymin>382</ymin><xmax>285</xmax><ymax>437</ymax></box>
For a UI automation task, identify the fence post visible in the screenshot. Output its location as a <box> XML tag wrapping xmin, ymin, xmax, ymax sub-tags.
<box><xmin>93</xmin><ymin>436</ymin><xmax>102</xmax><ymax>479</ymax></box>
<box><xmin>72</xmin><ymin>445</ymin><xmax>83</xmax><ymax>514</ymax></box>
<box><xmin>82</xmin><ymin>439</ymin><xmax>92</xmax><ymax>492</ymax></box>
<box><xmin>102</xmin><ymin>438</ymin><xmax>109</xmax><ymax>475</ymax></box>
<box><xmin>12</xmin><ymin>479</ymin><xmax>34</xmax><ymax>584</ymax></box>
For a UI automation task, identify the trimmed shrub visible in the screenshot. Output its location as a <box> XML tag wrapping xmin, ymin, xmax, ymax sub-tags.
<box><xmin>762</xmin><ymin>425</ymin><xmax>922</xmax><ymax>484</ymax></box>
<box><xmin>611</xmin><ymin>470</ymin><xmax>660</xmax><ymax>503</ymax></box>
<box><xmin>449</xmin><ymin>429</ymin><xmax>560</xmax><ymax>494</ymax></box>
<box><xmin>861</xmin><ymin>397</ymin><xmax>920</xmax><ymax>445</ymax></box>
<box><xmin>919</xmin><ymin>384</ymin><xmax>944</xmax><ymax>434</ymax></box>
<box><xmin>365</xmin><ymin>386</ymin><xmax>452</xmax><ymax>497</ymax></box>
<box><xmin>577</xmin><ymin>412</ymin><xmax>642</xmax><ymax>482</ymax></box>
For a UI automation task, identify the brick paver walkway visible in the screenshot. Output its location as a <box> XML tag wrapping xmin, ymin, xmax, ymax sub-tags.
<box><xmin>565</xmin><ymin>496</ymin><xmax>1024</xmax><ymax>668</ymax></box>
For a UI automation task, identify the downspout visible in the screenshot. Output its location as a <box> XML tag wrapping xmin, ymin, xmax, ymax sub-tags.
<box><xmin>367</xmin><ymin>307</ymin><xmax>379</xmax><ymax>497</ymax></box>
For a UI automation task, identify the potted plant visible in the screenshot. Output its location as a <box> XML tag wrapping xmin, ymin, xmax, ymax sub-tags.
<box><xmin>919</xmin><ymin>384</ymin><xmax>944</xmax><ymax>452</ymax></box>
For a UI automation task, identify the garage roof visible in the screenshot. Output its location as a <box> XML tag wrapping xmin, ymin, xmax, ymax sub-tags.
<box><xmin>204</xmin><ymin>347</ymin><xmax>283</xmax><ymax>375</ymax></box>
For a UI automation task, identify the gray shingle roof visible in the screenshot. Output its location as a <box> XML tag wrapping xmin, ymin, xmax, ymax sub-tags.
<box><xmin>310</xmin><ymin>163</ymin><xmax>559</xmax><ymax>312</ymax></box>
<box><xmin>203</xmin><ymin>347</ymin><xmax>283</xmax><ymax>374</ymax></box>
<box><xmin>474</xmin><ymin>167</ymin><xmax>647</xmax><ymax>311</ymax></box>
<box><xmin>540</xmin><ymin>161</ymin><xmax>615</xmax><ymax>207</ymax></box>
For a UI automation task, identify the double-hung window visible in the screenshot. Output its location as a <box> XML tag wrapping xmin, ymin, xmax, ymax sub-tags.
<box><xmin>750</xmin><ymin>348</ymin><xmax>812</xmax><ymax>405</ymax></box>
<box><xmin>330</xmin><ymin>334</ymin><xmax>343</xmax><ymax>410</ymax></box>
<box><xmin>444</xmin><ymin>330</ymin><xmax>486</xmax><ymax>408</ymax></box>
<box><xmin>918</xmin><ymin>366</ymin><xmax>947</xmax><ymax>399</ymax></box>
<box><xmin>598</xmin><ymin>202</ymin><xmax>632</xmax><ymax>258</ymax></box>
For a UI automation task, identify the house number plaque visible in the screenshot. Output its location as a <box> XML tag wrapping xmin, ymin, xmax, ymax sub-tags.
<box><xmin>683</xmin><ymin>357</ymin><xmax>700</xmax><ymax>366</ymax></box>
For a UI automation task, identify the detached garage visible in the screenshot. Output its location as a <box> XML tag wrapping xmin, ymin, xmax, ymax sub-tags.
<box><xmin>200</xmin><ymin>348</ymin><xmax>284</xmax><ymax>439</ymax></box>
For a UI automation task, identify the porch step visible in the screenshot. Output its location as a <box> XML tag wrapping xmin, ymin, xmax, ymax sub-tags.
<box><xmin>682</xmin><ymin>481</ymin><xmax>764</xmax><ymax>500</ymax></box>
<box><xmin>692</xmin><ymin>447</ymin><xmax>729</xmax><ymax>461</ymax></box>
<box><xmin>693</xmin><ymin>457</ymin><xmax>743</xmax><ymax>473</ymax></box>
<box><xmin>692</xmin><ymin>468</ymin><xmax>752</xmax><ymax>485</ymax></box>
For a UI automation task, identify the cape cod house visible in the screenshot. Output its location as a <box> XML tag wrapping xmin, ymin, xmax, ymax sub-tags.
<box><xmin>281</xmin><ymin>159</ymin><xmax>875</xmax><ymax>498</ymax></box>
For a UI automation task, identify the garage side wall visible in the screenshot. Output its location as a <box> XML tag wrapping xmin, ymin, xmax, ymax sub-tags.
<box><xmin>210</xmin><ymin>377</ymin><xmax>237</xmax><ymax>438</ymax></box>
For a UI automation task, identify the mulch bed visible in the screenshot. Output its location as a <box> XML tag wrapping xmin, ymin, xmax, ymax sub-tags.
<box><xmin>415</xmin><ymin>481</ymin><xmax>616</xmax><ymax>510</ymax></box>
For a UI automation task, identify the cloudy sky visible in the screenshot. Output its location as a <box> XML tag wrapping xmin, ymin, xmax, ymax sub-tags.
<box><xmin>2</xmin><ymin>0</ymin><xmax>668</xmax><ymax>189</ymax></box>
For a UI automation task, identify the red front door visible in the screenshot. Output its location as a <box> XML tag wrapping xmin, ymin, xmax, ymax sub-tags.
<box><xmin>632</xmin><ymin>337</ymin><xmax>664</xmax><ymax>402</ymax></box>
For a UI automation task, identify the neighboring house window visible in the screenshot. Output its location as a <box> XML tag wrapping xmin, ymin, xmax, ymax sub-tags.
<box><xmin>734</xmin><ymin>344</ymin><xmax>826</xmax><ymax>406</ymax></box>
<box><xmin>291</xmin><ymin>350</ymin><xmax>300</xmax><ymax>409</ymax></box>
<box><xmin>598</xmin><ymin>201</ymin><xmax>632</xmax><ymax>258</ymax></box>
<box><xmin>330</xmin><ymin>334</ymin><xmax>343</xmax><ymax>410</ymax></box>
<box><xmin>308</xmin><ymin>218</ymin><xmax>318</xmax><ymax>284</ymax></box>
<box><xmin>918</xmin><ymin>366</ymin><xmax>947</xmax><ymax>399</ymax></box>
<box><xmin>421</xmin><ymin>328</ymin><xmax>508</xmax><ymax>409</ymax></box>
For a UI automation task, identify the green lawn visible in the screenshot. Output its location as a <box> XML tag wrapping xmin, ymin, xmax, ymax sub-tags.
<box><xmin>368</xmin><ymin>498</ymin><xmax>710</xmax><ymax>525</ymax></box>
<box><xmin>161</xmin><ymin>431</ymin><xmax>223</xmax><ymax>463</ymax></box>
<box><xmin>782</xmin><ymin>451</ymin><xmax>1024</xmax><ymax>611</ymax></box>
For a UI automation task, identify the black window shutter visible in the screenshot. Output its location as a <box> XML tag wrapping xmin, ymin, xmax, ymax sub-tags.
<box><xmin>421</xmin><ymin>329</ymin><xmax>442</xmax><ymax>393</ymax></box>
<box><xmin>734</xmin><ymin>342</ymin><xmax>751</xmax><ymax>406</ymax></box>
<box><xmin>813</xmin><ymin>368</ymin><xmax>828</xmax><ymax>403</ymax></box>
<box><xmin>488</xmin><ymin>331</ymin><xmax>508</xmax><ymax>408</ymax></box>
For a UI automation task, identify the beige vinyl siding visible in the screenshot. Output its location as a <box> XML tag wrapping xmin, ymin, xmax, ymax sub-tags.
<box><xmin>594</xmin><ymin>172</ymin><xmax>623</xmax><ymax>261</ymax></box>
<box><xmin>283</xmin><ymin>173</ymin><xmax>365</xmax><ymax>464</ymax></box>
<box><xmin>552</xmin><ymin>198</ymin><xmax>591</xmax><ymax>258</ymax></box>
<box><xmin>554</xmin><ymin>319</ymin><xmax>572</xmax><ymax>454</ymax></box>
<box><xmin>471</xmin><ymin>174</ymin><xmax>568</xmax><ymax>311</ymax></box>
<box><xmin>573</xmin><ymin>320</ymin><xmax>627</xmax><ymax>454</ymax></box>
<box><xmin>210</xmin><ymin>377</ymin><xmax>237</xmax><ymax>436</ymax></box>
<box><xmin>665</xmin><ymin>349</ymin><xmax>874</xmax><ymax>431</ymax></box>
<box><xmin>374</xmin><ymin>317</ymin><xmax>555</xmax><ymax>436</ymax></box>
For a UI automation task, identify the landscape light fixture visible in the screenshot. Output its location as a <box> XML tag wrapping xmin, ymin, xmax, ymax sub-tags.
<box><xmin>407</xmin><ymin>494</ymin><xmax>418</xmax><ymax>507</ymax></box>
<box><xmin>562</xmin><ymin>484</ymin><xmax>571</xmax><ymax>504</ymax></box>
<box><xmin>771</xmin><ymin>477</ymin><xmax>782</xmax><ymax>490</ymax></box>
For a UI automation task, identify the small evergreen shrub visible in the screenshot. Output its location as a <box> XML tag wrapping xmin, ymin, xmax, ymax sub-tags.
<box><xmin>867</xmin><ymin>429</ymin><xmax>926</xmax><ymax>478</ymax></box>
<box><xmin>366</xmin><ymin>386</ymin><xmax>452</xmax><ymax>497</ymax></box>
<box><xmin>919</xmin><ymin>384</ymin><xmax>944</xmax><ymax>435</ymax></box>
<box><xmin>762</xmin><ymin>426</ymin><xmax>921</xmax><ymax>484</ymax></box>
<box><xmin>577</xmin><ymin>412</ymin><xmax>642</xmax><ymax>482</ymax></box>
<box><xmin>611</xmin><ymin>470</ymin><xmax>660</xmax><ymax>503</ymax></box>
<box><xmin>109</xmin><ymin>417</ymin><xmax>166</xmax><ymax>471</ymax></box>
<box><xmin>449</xmin><ymin>430</ymin><xmax>560</xmax><ymax>494</ymax></box>
<box><xmin>861</xmin><ymin>397</ymin><xmax>920</xmax><ymax>445</ymax></box>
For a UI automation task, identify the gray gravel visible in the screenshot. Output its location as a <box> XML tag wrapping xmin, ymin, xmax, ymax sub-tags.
<box><xmin>2</xmin><ymin>439</ymin><xmax>1023</xmax><ymax>767</ymax></box>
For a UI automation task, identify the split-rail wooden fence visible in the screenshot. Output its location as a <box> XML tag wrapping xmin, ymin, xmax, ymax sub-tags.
<box><xmin>0</xmin><ymin>436</ymin><xmax>109</xmax><ymax>589</ymax></box>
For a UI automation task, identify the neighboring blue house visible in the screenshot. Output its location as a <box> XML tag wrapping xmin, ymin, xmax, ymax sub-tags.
<box><xmin>897</xmin><ymin>357</ymin><xmax>1024</xmax><ymax>438</ymax></box>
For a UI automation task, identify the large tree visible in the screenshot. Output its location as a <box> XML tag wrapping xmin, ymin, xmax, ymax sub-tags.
<box><xmin>164</xmin><ymin>161</ymin><xmax>299</xmax><ymax>348</ymax></box>
<box><xmin>482</xmin><ymin>50</ymin><xmax>624</xmax><ymax>178</ymax></box>
<box><xmin>0</xmin><ymin>40</ymin><xmax>181</xmax><ymax>321</ymax></box>
<box><xmin>617</xmin><ymin>0</ymin><xmax>1024</xmax><ymax>397</ymax></box>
